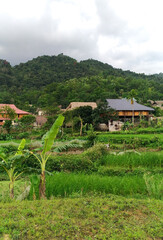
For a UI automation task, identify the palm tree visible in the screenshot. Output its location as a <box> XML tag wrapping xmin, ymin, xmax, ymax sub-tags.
<box><xmin>128</xmin><ymin>89</ymin><xmax>138</xmax><ymax>125</ymax></box>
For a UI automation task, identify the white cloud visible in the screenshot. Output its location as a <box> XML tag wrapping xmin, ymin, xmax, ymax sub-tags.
<box><xmin>0</xmin><ymin>0</ymin><xmax>163</xmax><ymax>74</ymax></box>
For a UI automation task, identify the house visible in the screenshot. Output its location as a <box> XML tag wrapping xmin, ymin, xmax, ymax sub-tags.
<box><xmin>107</xmin><ymin>99</ymin><xmax>154</xmax><ymax>122</ymax></box>
<box><xmin>34</xmin><ymin>115</ymin><xmax>47</xmax><ymax>127</ymax></box>
<box><xmin>0</xmin><ymin>104</ymin><xmax>30</xmax><ymax>126</ymax></box>
<box><xmin>66</xmin><ymin>102</ymin><xmax>97</xmax><ymax>111</ymax></box>
<box><xmin>148</xmin><ymin>100</ymin><xmax>163</xmax><ymax>110</ymax></box>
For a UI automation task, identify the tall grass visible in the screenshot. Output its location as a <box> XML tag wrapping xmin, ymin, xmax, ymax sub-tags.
<box><xmin>99</xmin><ymin>152</ymin><xmax>163</xmax><ymax>169</ymax></box>
<box><xmin>37</xmin><ymin>172</ymin><xmax>162</xmax><ymax>200</ymax></box>
<box><xmin>96</xmin><ymin>133</ymin><xmax>163</xmax><ymax>148</ymax></box>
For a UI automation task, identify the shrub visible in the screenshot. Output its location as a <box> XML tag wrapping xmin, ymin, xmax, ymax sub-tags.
<box><xmin>46</xmin><ymin>155</ymin><xmax>96</xmax><ymax>173</ymax></box>
<box><xmin>83</xmin><ymin>143</ymin><xmax>108</xmax><ymax>162</ymax></box>
<box><xmin>0</xmin><ymin>133</ymin><xmax>13</xmax><ymax>140</ymax></box>
<box><xmin>16</xmin><ymin>132</ymin><xmax>30</xmax><ymax>139</ymax></box>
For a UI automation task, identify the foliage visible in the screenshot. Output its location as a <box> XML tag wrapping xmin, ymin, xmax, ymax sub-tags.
<box><xmin>72</xmin><ymin>106</ymin><xmax>93</xmax><ymax>125</ymax></box>
<box><xmin>98</xmin><ymin>151</ymin><xmax>163</xmax><ymax>169</ymax></box>
<box><xmin>0</xmin><ymin>139</ymin><xmax>26</xmax><ymax>199</ymax></box>
<box><xmin>54</xmin><ymin>139</ymin><xmax>84</xmax><ymax>152</ymax></box>
<box><xmin>3</xmin><ymin>120</ymin><xmax>12</xmax><ymax>134</ymax></box>
<box><xmin>20</xmin><ymin>115</ymin><xmax>36</xmax><ymax>126</ymax></box>
<box><xmin>41</xmin><ymin>172</ymin><xmax>162</xmax><ymax>199</ymax></box>
<box><xmin>85</xmin><ymin>124</ymin><xmax>97</xmax><ymax>147</ymax></box>
<box><xmin>30</xmin><ymin>115</ymin><xmax>64</xmax><ymax>198</ymax></box>
<box><xmin>96</xmin><ymin>133</ymin><xmax>163</xmax><ymax>148</ymax></box>
<box><xmin>0</xmin><ymin>133</ymin><xmax>13</xmax><ymax>141</ymax></box>
<box><xmin>0</xmin><ymin>54</ymin><xmax>163</xmax><ymax>111</ymax></box>
<box><xmin>92</xmin><ymin>100</ymin><xmax>118</xmax><ymax>129</ymax></box>
<box><xmin>29</xmin><ymin>175</ymin><xmax>40</xmax><ymax>200</ymax></box>
<box><xmin>153</xmin><ymin>107</ymin><xmax>163</xmax><ymax>116</ymax></box>
<box><xmin>83</xmin><ymin>143</ymin><xmax>108</xmax><ymax>162</ymax></box>
<box><xmin>0</xmin><ymin>105</ymin><xmax>16</xmax><ymax>120</ymax></box>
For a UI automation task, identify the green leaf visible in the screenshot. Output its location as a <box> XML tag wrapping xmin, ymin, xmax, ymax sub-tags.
<box><xmin>42</xmin><ymin>115</ymin><xmax>64</xmax><ymax>155</ymax></box>
<box><xmin>16</xmin><ymin>138</ymin><xmax>26</xmax><ymax>155</ymax></box>
<box><xmin>0</xmin><ymin>152</ymin><xmax>6</xmax><ymax>162</ymax></box>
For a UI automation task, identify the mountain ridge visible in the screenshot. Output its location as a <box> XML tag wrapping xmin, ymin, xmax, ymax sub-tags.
<box><xmin>0</xmin><ymin>54</ymin><xmax>162</xmax><ymax>110</ymax></box>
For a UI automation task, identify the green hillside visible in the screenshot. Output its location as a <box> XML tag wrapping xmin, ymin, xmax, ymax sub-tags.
<box><xmin>0</xmin><ymin>54</ymin><xmax>163</xmax><ymax>111</ymax></box>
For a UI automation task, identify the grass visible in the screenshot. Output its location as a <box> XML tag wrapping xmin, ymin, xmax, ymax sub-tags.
<box><xmin>0</xmin><ymin>135</ymin><xmax>163</xmax><ymax>239</ymax></box>
<box><xmin>37</xmin><ymin>172</ymin><xmax>162</xmax><ymax>200</ymax></box>
<box><xmin>0</xmin><ymin>180</ymin><xmax>29</xmax><ymax>202</ymax></box>
<box><xmin>99</xmin><ymin>151</ymin><xmax>163</xmax><ymax>169</ymax></box>
<box><xmin>96</xmin><ymin>133</ymin><xmax>163</xmax><ymax>143</ymax></box>
<box><xmin>0</xmin><ymin>195</ymin><xmax>162</xmax><ymax>240</ymax></box>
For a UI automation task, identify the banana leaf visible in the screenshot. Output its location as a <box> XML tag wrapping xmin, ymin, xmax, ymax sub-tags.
<box><xmin>42</xmin><ymin>115</ymin><xmax>64</xmax><ymax>155</ymax></box>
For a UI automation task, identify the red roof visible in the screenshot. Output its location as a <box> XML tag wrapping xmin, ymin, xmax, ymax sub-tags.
<box><xmin>0</xmin><ymin>104</ymin><xmax>30</xmax><ymax>115</ymax></box>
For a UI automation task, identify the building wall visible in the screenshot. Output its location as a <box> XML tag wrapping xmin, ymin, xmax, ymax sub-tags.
<box><xmin>118</xmin><ymin>111</ymin><xmax>149</xmax><ymax>116</ymax></box>
<box><xmin>0</xmin><ymin>114</ymin><xmax>28</xmax><ymax>126</ymax></box>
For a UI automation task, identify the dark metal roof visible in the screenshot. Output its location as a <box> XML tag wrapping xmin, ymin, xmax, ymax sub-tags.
<box><xmin>106</xmin><ymin>99</ymin><xmax>154</xmax><ymax>111</ymax></box>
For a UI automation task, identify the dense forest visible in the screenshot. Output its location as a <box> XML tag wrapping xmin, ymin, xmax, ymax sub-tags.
<box><xmin>0</xmin><ymin>54</ymin><xmax>163</xmax><ymax>113</ymax></box>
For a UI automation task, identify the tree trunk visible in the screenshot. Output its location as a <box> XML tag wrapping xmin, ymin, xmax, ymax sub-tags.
<box><xmin>9</xmin><ymin>181</ymin><xmax>14</xmax><ymax>199</ymax></box>
<box><xmin>79</xmin><ymin>116</ymin><xmax>83</xmax><ymax>136</ymax></box>
<box><xmin>132</xmin><ymin>110</ymin><xmax>134</xmax><ymax>125</ymax></box>
<box><xmin>39</xmin><ymin>171</ymin><xmax>46</xmax><ymax>199</ymax></box>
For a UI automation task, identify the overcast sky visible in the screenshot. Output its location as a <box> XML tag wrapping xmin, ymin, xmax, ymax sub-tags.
<box><xmin>1</xmin><ymin>0</ymin><xmax>163</xmax><ymax>74</ymax></box>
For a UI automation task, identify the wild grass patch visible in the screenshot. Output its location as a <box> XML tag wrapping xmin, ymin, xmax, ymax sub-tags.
<box><xmin>0</xmin><ymin>196</ymin><xmax>162</xmax><ymax>240</ymax></box>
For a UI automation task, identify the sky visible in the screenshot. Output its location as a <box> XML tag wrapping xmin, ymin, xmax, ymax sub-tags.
<box><xmin>1</xmin><ymin>0</ymin><xmax>163</xmax><ymax>74</ymax></box>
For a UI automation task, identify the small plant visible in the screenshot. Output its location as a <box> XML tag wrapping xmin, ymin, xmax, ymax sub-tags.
<box><xmin>143</xmin><ymin>173</ymin><xmax>163</xmax><ymax>199</ymax></box>
<box><xmin>29</xmin><ymin>175</ymin><xmax>40</xmax><ymax>200</ymax></box>
<box><xmin>0</xmin><ymin>139</ymin><xmax>26</xmax><ymax>199</ymax></box>
<box><xmin>85</xmin><ymin>124</ymin><xmax>96</xmax><ymax>147</ymax></box>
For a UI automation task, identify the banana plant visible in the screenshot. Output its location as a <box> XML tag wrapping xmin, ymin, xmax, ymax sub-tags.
<box><xmin>0</xmin><ymin>139</ymin><xmax>26</xmax><ymax>199</ymax></box>
<box><xmin>30</xmin><ymin>115</ymin><xmax>64</xmax><ymax>199</ymax></box>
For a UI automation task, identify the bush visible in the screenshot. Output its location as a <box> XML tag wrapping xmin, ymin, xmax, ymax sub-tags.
<box><xmin>16</xmin><ymin>132</ymin><xmax>30</xmax><ymax>139</ymax></box>
<box><xmin>83</xmin><ymin>143</ymin><xmax>108</xmax><ymax>162</ymax></box>
<box><xmin>46</xmin><ymin>155</ymin><xmax>96</xmax><ymax>173</ymax></box>
<box><xmin>0</xmin><ymin>133</ymin><xmax>13</xmax><ymax>140</ymax></box>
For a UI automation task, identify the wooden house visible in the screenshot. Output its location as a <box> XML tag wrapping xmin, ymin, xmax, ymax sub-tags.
<box><xmin>149</xmin><ymin>100</ymin><xmax>163</xmax><ymax>110</ymax></box>
<box><xmin>66</xmin><ymin>102</ymin><xmax>97</xmax><ymax>110</ymax></box>
<box><xmin>0</xmin><ymin>104</ymin><xmax>30</xmax><ymax>125</ymax></box>
<box><xmin>107</xmin><ymin>99</ymin><xmax>154</xmax><ymax>122</ymax></box>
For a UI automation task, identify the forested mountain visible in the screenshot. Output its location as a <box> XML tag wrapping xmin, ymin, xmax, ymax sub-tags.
<box><xmin>0</xmin><ymin>54</ymin><xmax>163</xmax><ymax>112</ymax></box>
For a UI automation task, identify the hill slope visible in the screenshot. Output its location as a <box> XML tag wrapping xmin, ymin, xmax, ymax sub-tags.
<box><xmin>0</xmin><ymin>54</ymin><xmax>163</xmax><ymax>110</ymax></box>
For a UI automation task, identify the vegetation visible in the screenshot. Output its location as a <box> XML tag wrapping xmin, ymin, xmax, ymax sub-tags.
<box><xmin>28</xmin><ymin>115</ymin><xmax>64</xmax><ymax>199</ymax></box>
<box><xmin>0</xmin><ymin>54</ymin><xmax>163</xmax><ymax>239</ymax></box>
<box><xmin>0</xmin><ymin>54</ymin><xmax>163</xmax><ymax>111</ymax></box>
<box><xmin>0</xmin><ymin>196</ymin><xmax>162</xmax><ymax>239</ymax></box>
<box><xmin>0</xmin><ymin>129</ymin><xmax>162</xmax><ymax>239</ymax></box>
<box><xmin>0</xmin><ymin>139</ymin><xmax>26</xmax><ymax>199</ymax></box>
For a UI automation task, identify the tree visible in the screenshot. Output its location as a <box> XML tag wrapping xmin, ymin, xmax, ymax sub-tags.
<box><xmin>30</xmin><ymin>115</ymin><xmax>64</xmax><ymax>199</ymax></box>
<box><xmin>72</xmin><ymin>106</ymin><xmax>93</xmax><ymax>136</ymax></box>
<box><xmin>3</xmin><ymin>120</ymin><xmax>12</xmax><ymax>133</ymax></box>
<box><xmin>20</xmin><ymin>115</ymin><xmax>36</xmax><ymax>130</ymax></box>
<box><xmin>0</xmin><ymin>105</ymin><xmax>16</xmax><ymax>120</ymax></box>
<box><xmin>127</xmin><ymin>89</ymin><xmax>138</xmax><ymax>124</ymax></box>
<box><xmin>92</xmin><ymin>100</ymin><xmax>118</xmax><ymax>129</ymax></box>
<box><xmin>0</xmin><ymin>106</ymin><xmax>17</xmax><ymax>133</ymax></box>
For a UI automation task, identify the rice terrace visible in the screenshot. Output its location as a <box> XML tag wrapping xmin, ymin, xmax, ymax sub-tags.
<box><xmin>0</xmin><ymin>114</ymin><xmax>163</xmax><ymax>239</ymax></box>
<box><xmin>0</xmin><ymin>54</ymin><xmax>163</xmax><ymax>239</ymax></box>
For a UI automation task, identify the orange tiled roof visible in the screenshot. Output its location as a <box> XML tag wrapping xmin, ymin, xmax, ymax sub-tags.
<box><xmin>0</xmin><ymin>104</ymin><xmax>30</xmax><ymax>115</ymax></box>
